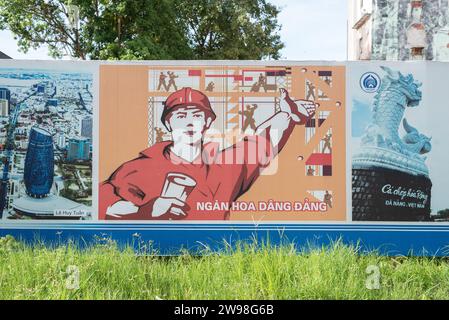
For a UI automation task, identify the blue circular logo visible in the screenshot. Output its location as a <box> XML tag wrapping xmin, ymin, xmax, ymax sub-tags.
<box><xmin>360</xmin><ymin>72</ymin><xmax>381</xmax><ymax>93</ymax></box>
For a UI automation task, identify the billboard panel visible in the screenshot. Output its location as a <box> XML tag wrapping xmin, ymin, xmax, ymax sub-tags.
<box><xmin>349</xmin><ymin>62</ymin><xmax>449</xmax><ymax>223</ymax></box>
<box><xmin>0</xmin><ymin>60</ymin><xmax>448</xmax><ymax>255</ymax></box>
<box><xmin>99</xmin><ymin>64</ymin><xmax>346</xmax><ymax>222</ymax></box>
<box><xmin>0</xmin><ymin>62</ymin><xmax>95</xmax><ymax>221</ymax></box>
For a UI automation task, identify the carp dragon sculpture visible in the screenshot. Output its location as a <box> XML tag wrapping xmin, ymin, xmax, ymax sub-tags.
<box><xmin>354</xmin><ymin>66</ymin><xmax>431</xmax><ymax>176</ymax></box>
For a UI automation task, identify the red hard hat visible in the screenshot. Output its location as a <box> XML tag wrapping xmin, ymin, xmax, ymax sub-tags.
<box><xmin>161</xmin><ymin>87</ymin><xmax>216</xmax><ymax>128</ymax></box>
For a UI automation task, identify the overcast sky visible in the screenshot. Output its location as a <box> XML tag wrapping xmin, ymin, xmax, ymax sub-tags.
<box><xmin>0</xmin><ymin>0</ymin><xmax>347</xmax><ymax>60</ymax></box>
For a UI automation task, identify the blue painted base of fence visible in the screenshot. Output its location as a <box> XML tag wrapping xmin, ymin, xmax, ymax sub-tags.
<box><xmin>1</xmin><ymin>223</ymin><xmax>448</xmax><ymax>256</ymax></box>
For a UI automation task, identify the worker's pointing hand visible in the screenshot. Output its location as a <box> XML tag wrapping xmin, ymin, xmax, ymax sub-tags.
<box><xmin>279</xmin><ymin>88</ymin><xmax>300</xmax><ymax>122</ymax></box>
<box><xmin>279</xmin><ymin>87</ymin><xmax>288</xmax><ymax>100</ymax></box>
<box><xmin>279</xmin><ymin>88</ymin><xmax>318</xmax><ymax>124</ymax></box>
<box><xmin>152</xmin><ymin>197</ymin><xmax>189</xmax><ymax>219</ymax></box>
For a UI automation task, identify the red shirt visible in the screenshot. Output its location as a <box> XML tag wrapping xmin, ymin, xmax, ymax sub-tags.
<box><xmin>99</xmin><ymin>136</ymin><xmax>272</xmax><ymax>220</ymax></box>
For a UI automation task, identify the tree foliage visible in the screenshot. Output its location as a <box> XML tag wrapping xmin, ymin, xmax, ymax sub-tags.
<box><xmin>0</xmin><ymin>0</ymin><xmax>284</xmax><ymax>60</ymax></box>
<box><xmin>436</xmin><ymin>209</ymin><xmax>449</xmax><ymax>218</ymax></box>
<box><xmin>175</xmin><ymin>0</ymin><xmax>283</xmax><ymax>59</ymax></box>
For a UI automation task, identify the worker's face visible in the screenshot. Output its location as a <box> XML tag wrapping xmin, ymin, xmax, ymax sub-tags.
<box><xmin>166</xmin><ymin>106</ymin><xmax>212</xmax><ymax>145</ymax></box>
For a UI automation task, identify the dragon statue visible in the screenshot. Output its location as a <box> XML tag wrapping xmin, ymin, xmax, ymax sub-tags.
<box><xmin>354</xmin><ymin>66</ymin><xmax>431</xmax><ymax>176</ymax></box>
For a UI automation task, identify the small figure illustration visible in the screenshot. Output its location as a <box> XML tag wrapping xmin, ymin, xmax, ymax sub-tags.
<box><xmin>306</xmin><ymin>167</ymin><xmax>315</xmax><ymax>176</ymax></box>
<box><xmin>239</xmin><ymin>104</ymin><xmax>258</xmax><ymax>132</ymax></box>
<box><xmin>306</xmin><ymin>82</ymin><xmax>316</xmax><ymax>100</ymax></box>
<box><xmin>258</xmin><ymin>73</ymin><xmax>267</xmax><ymax>87</ymax></box>
<box><xmin>205</xmin><ymin>81</ymin><xmax>215</xmax><ymax>92</ymax></box>
<box><xmin>155</xmin><ymin>127</ymin><xmax>166</xmax><ymax>143</ymax></box>
<box><xmin>323</xmin><ymin>190</ymin><xmax>333</xmax><ymax>208</ymax></box>
<box><xmin>166</xmin><ymin>71</ymin><xmax>179</xmax><ymax>91</ymax></box>
<box><xmin>157</xmin><ymin>72</ymin><xmax>167</xmax><ymax>91</ymax></box>
<box><xmin>250</xmin><ymin>81</ymin><xmax>260</xmax><ymax>92</ymax></box>
<box><xmin>258</xmin><ymin>73</ymin><xmax>277</xmax><ymax>92</ymax></box>
<box><xmin>322</xmin><ymin>133</ymin><xmax>332</xmax><ymax>153</ymax></box>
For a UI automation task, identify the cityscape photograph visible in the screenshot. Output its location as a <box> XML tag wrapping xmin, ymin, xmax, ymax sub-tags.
<box><xmin>0</xmin><ymin>68</ymin><xmax>93</xmax><ymax>220</ymax></box>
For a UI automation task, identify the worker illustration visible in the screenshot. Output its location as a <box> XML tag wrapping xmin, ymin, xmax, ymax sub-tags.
<box><xmin>258</xmin><ymin>73</ymin><xmax>267</xmax><ymax>91</ymax></box>
<box><xmin>205</xmin><ymin>81</ymin><xmax>215</xmax><ymax>92</ymax></box>
<box><xmin>239</xmin><ymin>104</ymin><xmax>258</xmax><ymax>132</ymax></box>
<box><xmin>99</xmin><ymin>87</ymin><xmax>317</xmax><ymax>220</ymax></box>
<box><xmin>306</xmin><ymin>82</ymin><xmax>316</xmax><ymax>100</ymax></box>
<box><xmin>250</xmin><ymin>82</ymin><xmax>260</xmax><ymax>92</ymax></box>
<box><xmin>249</xmin><ymin>74</ymin><xmax>268</xmax><ymax>93</ymax></box>
<box><xmin>306</xmin><ymin>167</ymin><xmax>315</xmax><ymax>176</ymax></box>
<box><xmin>167</xmin><ymin>71</ymin><xmax>179</xmax><ymax>91</ymax></box>
<box><xmin>322</xmin><ymin>133</ymin><xmax>332</xmax><ymax>153</ymax></box>
<box><xmin>323</xmin><ymin>190</ymin><xmax>333</xmax><ymax>208</ymax></box>
<box><xmin>155</xmin><ymin>127</ymin><xmax>166</xmax><ymax>143</ymax></box>
<box><xmin>157</xmin><ymin>72</ymin><xmax>167</xmax><ymax>91</ymax></box>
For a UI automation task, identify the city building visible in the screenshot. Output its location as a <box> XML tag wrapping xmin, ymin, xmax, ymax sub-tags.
<box><xmin>348</xmin><ymin>0</ymin><xmax>373</xmax><ymax>60</ymax></box>
<box><xmin>15</xmin><ymin>127</ymin><xmax>27</xmax><ymax>136</ymax></box>
<box><xmin>11</xmin><ymin>128</ymin><xmax>91</xmax><ymax>219</ymax></box>
<box><xmin>348</xmin><ymin>0</ymin><xmax>449</xmax><ymax>60</ymax></box>
<box><xmin>67</xmin><ymin>137</ymin><xmax>90</xmax><ymax>161</ymax></box>
<box><xmin>12</xmin><ymin>194</ymin><xmax>90</xmax><ymax>219</ymax></box>
<box><xmin>55</xmin><ymin>132</ymin><xmax>66</xmax><ymax>149</ymax></box>
<box><xmin>0</xmin><ymin>87</ymin><xmax>11</xmax><ymax>103</ymax></box>
<box><xmin>23</xmin><ymin>127</ymin><xmax>54</xmax><ymax>198</ymax></box>
<box><xmin>37</xmin><ymin>83</ymin><xmax>46</xmax><ymax>94</ymax></box>
<box><xmin>80</xmin><ymin>116</ymin><xmax>92</xmax><ymax>139</ymax></box>
<box><xmin>0</xmin><ymin>99</ymin><xmax>8</xmax><ymax>117</ymax></box>
<box><xmin>19</xmin><ymin>140</ymin><xmax>28</xmax><ymax>150</ymax></box>
<box><xmin>47</xmin><ymin>98</ymin><xmax>58</xmax><ymax>107</ymax></box>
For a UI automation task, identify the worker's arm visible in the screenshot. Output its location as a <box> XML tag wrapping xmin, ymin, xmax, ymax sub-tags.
<box><xmin>100</xmin><ymin>158</ymin><xmax>188</xmax><ymax>220</ymax></box>
<box><xmin>255</xmin><ymin>88</ymin><xmax>316</xmax><ymax>157</ymax></box>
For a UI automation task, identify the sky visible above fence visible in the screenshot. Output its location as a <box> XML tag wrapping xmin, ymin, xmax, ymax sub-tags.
<box><xmin>0</xmin><ymin>0</ymin><xmax>347</xmax><ymax>60</ymax></box>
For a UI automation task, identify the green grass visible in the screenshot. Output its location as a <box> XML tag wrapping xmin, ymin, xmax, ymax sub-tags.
<box><xmin>0</xmin><ymin>235</ymin><xmax>448</xmax><ymax>300</ymax></box>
